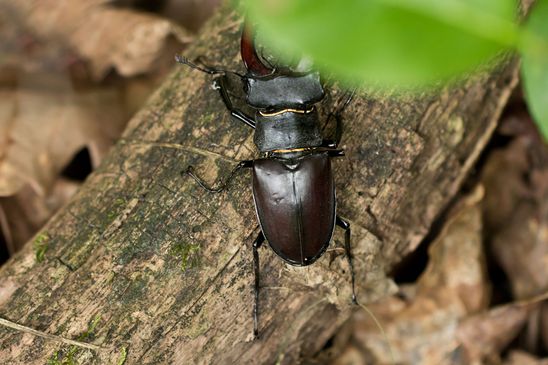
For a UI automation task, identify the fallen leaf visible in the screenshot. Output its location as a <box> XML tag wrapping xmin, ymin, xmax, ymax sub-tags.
<box><xmin>481</xmin><ymin>113</ymin><xmax>548</xmax><ymax>299</ymax></box>
<box><xmin>0</xmin><ymin>72</ymin><xmax>127</xmax><ymax>197</ymax></box>
<box><xmin>503</xmin><ymin>350</ymin><xmax>548</xmax><ymax>365</ymax></box>
<box><xmin>0</xmin><ymin>178</ymin><xmax>80</xmax><ymax>254</ymax></box>
<box><xmin>456</xmin><ymin>300</ymin><xmax>538</xmax><ymax>362</ymax></box>
<box><xmin>0</xmin><ymin>0</ymin><xmax>192</xmax><ymax>80</ymax></box>
<box><xmin>543</xmin><ymin>302</ymin><xmax>548</xmax><ymax>354</ymax></box>
<box><xmin>158</xmin><ymin>0</ymin><xmax>222</xmax><ymax>32</ymax></box>
<box><xmin>352</xmin><ymin>187</ymin><xmax>490</xmax><ymax>365</ymax></box>
<box><xmin>0</xmin><ymin>0</ymin><xmax>190</xmax><ymax>258</ymax></box>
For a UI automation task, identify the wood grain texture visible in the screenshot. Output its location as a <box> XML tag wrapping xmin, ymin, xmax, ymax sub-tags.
<box><xmin>0</xmin><ymin>3</ymin><xmax>519</xmax><ymax>364</ymax></box>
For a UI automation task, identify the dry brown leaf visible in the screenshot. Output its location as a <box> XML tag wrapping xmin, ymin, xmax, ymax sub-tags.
<box><xmin>0</xmin><ymin>1</ymin><xmax>187</xmax><ymax>256</ymax></box>
<box><xmin>330</xmin><ymin>344</ymin><xmax>372</xmax><ymax>365</ymax></box>
<box><xmin>351</xmin><ymin>187</ymin><xmax>489</xmax><ymax>365</ymax></box>
<box><xmin>346</xmin><ymin>185</ymin><xmax>545</xmax><ymax>365</ymax></box>
<box><xmin>0</xmin><ymin>69</ymin><xmax>127</xmax><ymax>253</ymax></box>
<box><xmin>519</xmin><ymin>303</ymin><xmax>548</xmax><ymax>356</ymax></box>
<box><xmin>160</xmin><ymin>0</ymin><xmax>222</xmax><ymax>32</ymax></box>
<box><xmin>456</xmin><ymin>301</ymin><xmax>535</xmax><ymax>363</ymax></box>
<box><xmin>0</xmin><ymin>178</ymin><xmax>80</xmax><ymax>254</ymax></box>
<box><xmin>481</xmin><ymin>114</ymin><xmax>548</xmax><ymax>299</ymax></box>
<box><xmin>0</xmin><ymin>72</ymin><xmax>127</xmax><ymax>197</ymax></box>
<box><xmin>543</xmin><ymin>302</ymin><xmax>548</xmax><ymax>354</ymax></box>
<box><xmin>0</xmin><ymin>0</ymin><xmax>192</xmax><ymax>79</ymax></box>
<box><xmin>504</xmin><ymin>350</ymin><xmax>548</xmax><ymax>365</ymax></box>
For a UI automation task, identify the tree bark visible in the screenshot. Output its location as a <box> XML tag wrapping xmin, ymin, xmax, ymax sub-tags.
<box><xmin>0</xmin><ymin>3</ymin><xmax>520</xmax><ymax>364</ymax></box>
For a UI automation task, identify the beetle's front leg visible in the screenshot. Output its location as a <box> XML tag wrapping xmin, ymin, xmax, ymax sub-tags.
<box><xmin>213</xmin><ymin>76</ymin><xmax>256</xmax><ymax>129</ymax></box>
<box><xmin>175</xmin><ymin>54</ymin><xmax>256</xmax><ymax>129</ymax></box>
<box><xmin>184</xmin><ymin>160</ymin><xmax>253</xmax><ymax>193</ymax></box>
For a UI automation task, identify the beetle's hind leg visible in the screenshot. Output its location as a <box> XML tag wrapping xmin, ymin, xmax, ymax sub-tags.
<box><xmin>336</xmin><ymin>216</ymin><xmax>357</xmax><ymax>304</ymax></box>
<box><xmin>252</xmin><ymin>230</ymin><xmax>265</xmax><ymax>339</ymax></box>
<box><xmin>184</xmin><ymin>160</ymin><xmax>253</xmax><ymax>193</ymax></box>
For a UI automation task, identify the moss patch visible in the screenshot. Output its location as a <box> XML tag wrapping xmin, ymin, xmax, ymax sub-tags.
<box><xmin>170</xmin><ymin>241</ymin><xmax>201</xmax><ymax>271</ymax></box>
<box><xmin>46</xmin><ymin>315</ymin><xmax>101</xmax><ymax>365</ymax></box>
<box><xmin>117</xmin><ymin>346</ymin><xmax>127</xmax><ymax>365</ymax></box>
<box><xmin>33</xmin><ymin>233</ymin><xmax>49</xmax><ymax>263</ymax></box>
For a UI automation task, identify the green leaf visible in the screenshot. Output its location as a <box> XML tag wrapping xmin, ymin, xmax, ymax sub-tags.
<box><xmin>244</xmin><ymin>0</ymin><xmax>518</xmax><ymax>88</ymax></box>
<box><xmin>521</xmin><ymin>0</ymin><xmax>548</xmax><ymax>141</ymax></box>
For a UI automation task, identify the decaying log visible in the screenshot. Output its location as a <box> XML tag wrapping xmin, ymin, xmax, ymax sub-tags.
<box><xmin>0</xmin><ymin>3</ymin><xmax>520</xmax><ymax>364</ymax></box>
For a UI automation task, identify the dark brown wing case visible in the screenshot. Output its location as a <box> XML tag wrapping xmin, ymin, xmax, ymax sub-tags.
<box><xmin>252</xmin><ymin>153</ymin><xmax>336</xmax><ymax>266</ymax></box>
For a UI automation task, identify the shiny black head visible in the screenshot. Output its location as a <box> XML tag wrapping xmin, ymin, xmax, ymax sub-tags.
<box><xmin>240</xmin><ymin>23</ymin><xmax>325</xmax><ymax>111</ymax></box>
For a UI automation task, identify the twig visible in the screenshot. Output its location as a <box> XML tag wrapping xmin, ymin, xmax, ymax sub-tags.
<box><xmin>0</xmin><ymin>317</ymin><xmax>104</xmax><ymax>351</ymax></box>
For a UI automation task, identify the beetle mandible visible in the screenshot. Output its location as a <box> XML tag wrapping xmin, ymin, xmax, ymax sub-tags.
<box><xmin>176</xmin><ymin>23</ymin><xmax>357</xmax><ymax>338</ymax></box>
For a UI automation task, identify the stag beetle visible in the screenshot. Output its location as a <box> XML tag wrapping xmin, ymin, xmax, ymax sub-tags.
<box><xmin>176</xmin><ymin>24</ymin><xmax>357</xmax><ymax>338</ymax></box>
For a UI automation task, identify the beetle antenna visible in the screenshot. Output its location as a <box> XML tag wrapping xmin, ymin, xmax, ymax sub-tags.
<box><xmin>175</xmin><ymin>54</ymin><xmax>245</xmax><ymax>79</ymax></box>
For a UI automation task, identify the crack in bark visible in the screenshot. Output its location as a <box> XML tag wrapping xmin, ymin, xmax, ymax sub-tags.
<box><xmin>55</xmin><ymin>257</ymin><xmax>76</xmax><ymax>272</ymax></box>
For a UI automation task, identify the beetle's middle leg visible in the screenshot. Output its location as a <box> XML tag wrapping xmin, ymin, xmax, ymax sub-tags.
<box><xmin>185</xmin><ymin>160</ymin><xmax>253</xmax><ymax>193</ymax></box>
<box><xmin>336</xmin><ymin>216</ymin><xmax>357</xmax><ymax>304</ymax></box>
<box><xmin>331</xmin><ymin>90</ymin><xmax>356</xmax><ymax>147</ymax></box>
<box><xmin>252</xmin><ymin>230</ymin><xmax>265</xmax><ymax>339</ymax></box>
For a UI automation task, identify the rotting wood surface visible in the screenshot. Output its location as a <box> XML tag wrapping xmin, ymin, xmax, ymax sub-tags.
<box><xmin>0</xmin><ymin>3</ymin><xmax>520</xmax><ymax>365</ymax></box>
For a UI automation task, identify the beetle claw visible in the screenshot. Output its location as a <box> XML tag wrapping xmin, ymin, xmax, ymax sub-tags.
<box><xmin>183</xmin><ymin>166</ymin><xmax>193</xmax><ymax>175</ymax></box>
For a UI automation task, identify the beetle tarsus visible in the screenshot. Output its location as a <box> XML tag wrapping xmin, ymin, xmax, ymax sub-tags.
<box><xmin>327</xmin><ymin>149</ymin><xmax>345</xmax><ymax>158</ymax></box>
<box><xmin>175</xmin><ymin>54</ymin><xmax>244</xmax><ymax>77</ymax></box>
<box><xmin>321</xmin><ymin>139</ymin><xmax>338</xmax><ymax>149</ymax></box>
<box><xmin>184</xmin><ymin>166</ymin><xmax>221</xmax><ymax>193</ymax></box>
<box><xmin>252</xmin><ymin>231</ymin><xmax>265</xmax><ymax>339</ymax></box>
<box><xmin>336</xmin><ymin>216</ymin><xmax>357</xmax><ymax>304</ymax></box>
<box><xmin>185</xmin><ymin>160</ymin><xmax>253</xmax><ymax>193</ymax></box>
